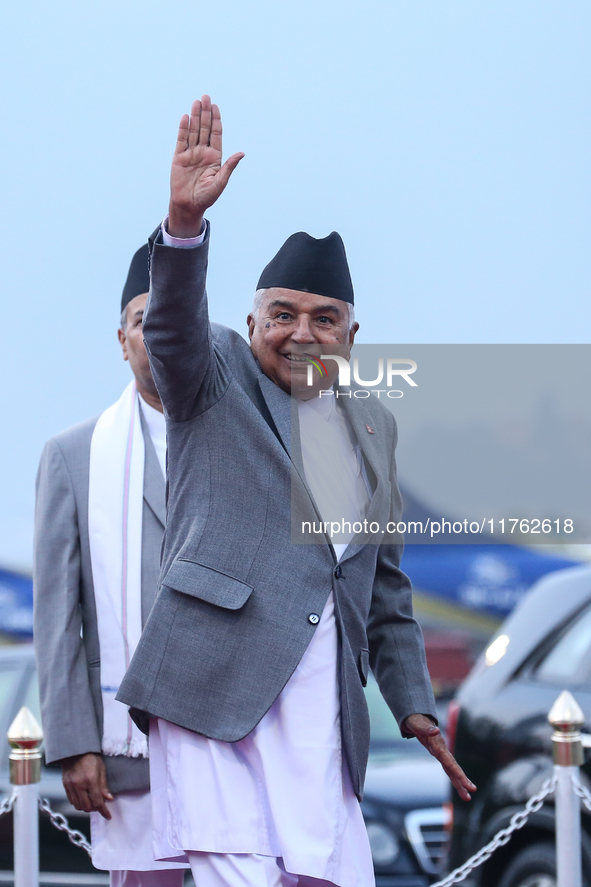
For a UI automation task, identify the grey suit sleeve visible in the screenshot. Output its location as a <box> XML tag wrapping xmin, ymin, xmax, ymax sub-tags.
<box><xmin>33</xmin><ymin>439</ymin><xmax>102</xmax><ymax>764</ymax></box>
<box><xmin>367</xmin><ymin>415</ymin><xmax>437</xmax><ymax>735</ymax></box>
<box><xmin>144</xmin><ymin>224</ymin><xmax>229</xmax><ymax>422</ymax></box>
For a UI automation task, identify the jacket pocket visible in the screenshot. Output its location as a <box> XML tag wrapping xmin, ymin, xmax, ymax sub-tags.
<box><xmin>358</xmin><ymin>648</ymin><xmax>370</xmax><ymax>686</ymax></box>
<box><xmin>163</xmin><ymin>559</ymin><xmax>254</xmax><ymax>610</ymax></box>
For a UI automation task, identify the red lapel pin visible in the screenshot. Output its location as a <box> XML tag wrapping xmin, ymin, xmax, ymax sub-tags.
<box><xmin>366</xmin><ymin>424</ymin><xmax>375</xmax><ymax>434</ymax></box>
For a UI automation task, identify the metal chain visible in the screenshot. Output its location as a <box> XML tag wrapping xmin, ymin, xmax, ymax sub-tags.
<box><xmin>430</xmin><ymin>776</ymin><xmax>557</xmax><ymax>887</ymax></box>
<box><xmin>570</xmin><ymin>773</ymin><xmax>591</xmax><ymax>814</ymax></box>
<box><xmin>0</xmin><ymin>791</ymin><xmax>16</xmax><ymax>818</ymax></box>
<box><xmin>32</xmin><ymin>772</ymin><xmax>565</xmax><ymax>876</ymax></box>
<box><xmin>38</xmin><ymin>797</ymin><xmax>92</xmax><ymax>857</ymax></box>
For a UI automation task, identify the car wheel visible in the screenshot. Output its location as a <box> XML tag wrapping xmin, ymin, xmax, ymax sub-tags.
<box><xmin>497</xmin><ymin>843</ymin><xmax>556</xmax><ymax>887</ymax></box>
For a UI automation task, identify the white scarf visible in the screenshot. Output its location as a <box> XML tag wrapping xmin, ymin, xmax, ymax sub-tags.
<box><xmin>88</xmin><ymin>381</ymin><xmax>148</xmax><ymax>757</ymax></box>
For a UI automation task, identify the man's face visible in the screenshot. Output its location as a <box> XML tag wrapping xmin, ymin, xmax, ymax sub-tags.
<box><xmin>118</xmin><ymin>293</ymin><xmax>159</xmax><ymax>401</ymax></box>
<box><xmin>247</xmin><ymin>288</ymin><xmax>359</xmax><ymax>400</ymax></box>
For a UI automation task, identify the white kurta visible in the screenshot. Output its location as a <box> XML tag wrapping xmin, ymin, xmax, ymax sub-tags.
<box><xmin>149</xmin><ymin>394</ymin><xmax>375</xmax><ymax>887</ymax></box>
<box><xmin>91</xmin><ymin>789</ymin><xmax>186</xmax><ymax>872</ymax></box>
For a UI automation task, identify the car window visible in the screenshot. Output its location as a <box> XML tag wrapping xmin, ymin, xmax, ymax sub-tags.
<box><xmin>365</xmin><ymin>676</ymin><xmax>403</xmax><ymax>743</ymax></box>
<box><xmin>536</xmin><ymin>605</ymin><xmax>591</xmax><ymax>685</ymax></box>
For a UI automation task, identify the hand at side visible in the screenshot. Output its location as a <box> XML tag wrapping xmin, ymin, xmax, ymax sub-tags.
<box><xmin>61</xmin><ymin>752</ymin><xmax>113</xmax><ymax>820</ymax></box>
<box><xmin>402</xmin><ymin>713</ymin><xmax>477</xmax><ymax>802</ymax></box>
<box><xmin>169</xmin><ymin>94</ymin><xmax>245</xmax><ymax>238</ymax></box>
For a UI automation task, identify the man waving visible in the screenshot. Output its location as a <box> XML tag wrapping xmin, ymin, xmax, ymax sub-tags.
<box><xmin>118</xmin><ymin>96</ymin><xmax>475</xmax><ymax>887</ymax></box>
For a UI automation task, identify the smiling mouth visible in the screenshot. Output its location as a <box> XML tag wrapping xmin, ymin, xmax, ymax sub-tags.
<box><xmin>282</xmin><ymin>353</ymin><xmax>315</xmax><ymax>363</ymax></box>
<box><xmin>281</xmin><ymin>354</ymin><xmax>310</xmax><ymax>371</ymax></box>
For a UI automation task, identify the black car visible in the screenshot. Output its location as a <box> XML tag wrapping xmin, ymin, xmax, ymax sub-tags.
<box><xmin>447</xmin><ymin>564</ymin><xmax>591</xmax><ymax>887</ymax></box>
<box><xmin>0</xmin><ymin>644</ymin><xmax>452</xmax><ymax>885</ymax></box>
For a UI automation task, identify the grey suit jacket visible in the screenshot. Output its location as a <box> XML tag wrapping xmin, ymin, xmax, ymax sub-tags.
<box><xmin>117</xmin><ymin>224</ymin><xmax>437</xmax><ymax>799</ymax></box>
<box><xmin>33</xmin><ymin>405</ymin><xmax>165</xmax><ymax>793</ymax></box>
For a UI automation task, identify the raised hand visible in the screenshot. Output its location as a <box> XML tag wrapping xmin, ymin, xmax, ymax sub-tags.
<box><xmin>402</xmin><ymin>713</ymin><xmax>477</xmax><ymax>802</ymax></box>
<box><xmin>168</xmin><ymin>95</ymin><xmax>244</xmax><ymax>238</ymax></box>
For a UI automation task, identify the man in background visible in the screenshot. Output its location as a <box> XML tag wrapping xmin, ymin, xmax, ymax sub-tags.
<box><xmin>34</xmin><ymin>245</ymin><xmax>186</xmax><ymax>886</ymax></box>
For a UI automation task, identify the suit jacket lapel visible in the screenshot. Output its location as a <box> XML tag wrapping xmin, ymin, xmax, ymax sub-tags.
<box><xmin>138</xmin><ymin>405</ymin><xmax>166</xmax><ymax>528</ymax></box>
<box><xmin>257</xmin><ymin>374</ymin><xmax>336</xmax><ymax>555</ymax></box>
<box><xmin>256</xmin><ymin>373</ymin><xmax>293</xmax><ymax>455</ymax></box>
<box><xmin>337</xmin><ymin>390</ymin><xmax>384</xmax><ymax>486</ymax></box>
<box><xmin>337</xmin><ymin>390</ymin><xmax>390</xmax><ymax>562</ymax></box>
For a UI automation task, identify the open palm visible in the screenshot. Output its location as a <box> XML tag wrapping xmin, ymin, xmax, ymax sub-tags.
<box><xmin>169</xmin><ymin>95</ymin><xmax>244</xmax><ymax>237</ymax></box>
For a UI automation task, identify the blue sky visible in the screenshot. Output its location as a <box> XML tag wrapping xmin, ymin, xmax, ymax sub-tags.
<box><xmin>1</xmin><ymin>0</ymin><xmax>589</xmax><ymax>570</ymax></box>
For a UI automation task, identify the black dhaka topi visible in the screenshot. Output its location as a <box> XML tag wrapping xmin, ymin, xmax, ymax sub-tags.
<box><xmin>121</xmin><ymin>244</ymin><xmax>150</xmax><ymax>312</ymax></box>
<box><xmin>257</xmin><ymin>231</ymin><xmax>354</xmax><ymax>305</ymax></box>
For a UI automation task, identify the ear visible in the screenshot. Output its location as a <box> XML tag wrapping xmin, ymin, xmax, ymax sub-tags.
<box><xmin>348</xmin><ymin>321</ymin><xmax>359</xmax><ymax>347</ymax></box>
<box><xmin>118</xmin><ymin>327</ymin><xmax>129</xmax><ymax>362</ymax></box>
<box><xmin>246</xmin><ymin>313</ymin><xmax>255</xmax><ymax>341</ymax></box>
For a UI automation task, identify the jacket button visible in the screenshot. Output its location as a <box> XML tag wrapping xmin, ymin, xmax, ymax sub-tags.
<box><xmin>308</xmin><ymin>613</ymin><xmax>320</xmax><ymax>625</ymax></box>
<box><xmin>334</xmin><ymin>565</ymin><xmax>342</xmax><ymax>579</ymax></box>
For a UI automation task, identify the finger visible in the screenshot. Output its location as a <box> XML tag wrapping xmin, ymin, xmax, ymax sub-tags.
<box><xmin>77</xmin><ymin>789</ymin><xmax>95</xmax><ymax>814</ymax></box>
<box><xmin>431</xmin><ymin>746</ymin><xmax>477</xmax><ymax>800</ymax></box>
<box><xmin>88</xmin><ymin>785</ymin><xmax>112</xmax><ymax>820</ymax></box>
<box><xmin>98</xmin><ymin>764</ymin><xmax>114</xmax><ymax>801</ymax></box>
<box><xmin>421</xmin><ymin>735</ymin><xmax>470</xmax><ymax>775</ymax></box>
<box><xmin>428</xmin><ymin>736</ymin><xmax>463</xmax><ymax>772</ymax></box>
<box><xmin>449</xmin><ymin>763</ymin><xmax>476</xmax><ymax>795</ymax></box>
<box><xmin>68</xmin><ymin>771</ymin><xmax>97</xmax><ymax>810</ymax></box>
<box><xmin>216</xmin><ymin>152</ymin><xmax>245</xmax><ymax>191</ymax></box>
<box><xmin>210</xmin><ymin>104</ymin><xmax>222</xmax><ymax>154</ymax></box>
<box><xmin>188</xmin><ymin>99</ymin><xmax>201</xmax><ymax>148</ymax></box>
<box><xmin>96</xmin><ymin>802</ymin><xmax>112</xmax><ymax>821</ymax></box>
<box><xmin>199</xmin><ymin>94</ymin><xmax>212</xmax><ymax>146</ymax></box>
<box><xmin>174</xmin><ymin>114</ymin><xmax>190</xmax><ymax>155</ymax></box>
<box><xmin>63</xmin><ymin>783</ymin><xmax>79</xmax><ymax>810</ymax></box>
<box><xmin>418</xmin><ymin>730</ymin><xmax>477</xmax><ymax>800</ymax></box>
<box><xmin>451</xmin><ymin>774</ymin><xmax>473</xmax><ymax>802</ymax></box>
<box><xmin>430</xmin><ymin>748</ymin><xmax>471</xmax><ymax>797</ymax></box>
<box><xmin>70</xmin><ymin>791</ymin><xmax>86</xmax><ymax>812</ymax></box>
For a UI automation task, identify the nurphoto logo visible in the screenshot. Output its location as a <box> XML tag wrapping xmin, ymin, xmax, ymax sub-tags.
<box><xmin>304</xmin><ymin>354</ymin><xmax>418</xmax><ymax>399</ymax></box>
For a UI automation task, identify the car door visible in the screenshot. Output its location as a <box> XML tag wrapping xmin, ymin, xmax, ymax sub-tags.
<box><xmin>509</xmin><ymin>600</ymin><xmax>591</xmax><ymax>782</ymax></box>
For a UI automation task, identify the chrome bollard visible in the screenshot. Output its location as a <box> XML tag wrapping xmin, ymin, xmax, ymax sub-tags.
<box><xmin>549</xmin><ymin>690</ymin><xmax>584</xmax><ymax>887</ymax></box>
<box><xmin>8</xmin><ymin>707</ymin><xmax>43</xmax><ymax>887</ymax></box>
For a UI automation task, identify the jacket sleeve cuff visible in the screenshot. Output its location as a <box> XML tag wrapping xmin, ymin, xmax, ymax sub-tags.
<box><xmin>161</xmin><ymin>215</ymin><xmax>207</xmax><ymax>248</ymax></box>
<box><xmin>400</xmin><ymin>712</ymin><xmax>439</xmax><ymax>739</ymax></box>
